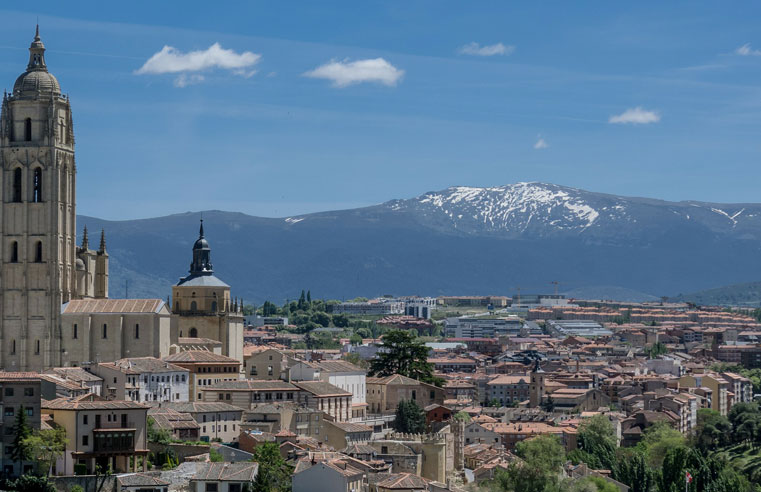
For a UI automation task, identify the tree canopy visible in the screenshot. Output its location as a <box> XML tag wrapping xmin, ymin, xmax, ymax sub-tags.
<box><xmin>393</xmin><ymin>400</ymin><xmax>426</xmax><ymax>434</ymax></box>
<box><xmin>369</xmin><ymin>330</ymin><xmax>439</xmax><ymax>385</ymax></box>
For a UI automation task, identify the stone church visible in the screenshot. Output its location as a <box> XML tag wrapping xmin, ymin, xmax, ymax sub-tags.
<box><xmin>0</xmin><ymin>28</ymin><xmax>243</xmax><ymax>371</ymax></box>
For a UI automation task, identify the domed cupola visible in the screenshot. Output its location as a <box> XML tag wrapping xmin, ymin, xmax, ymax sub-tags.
<box><xmin>190</xmin><ymin>220</ymin><xmax>213</xmax><ymax>275</ymax></box>
<box><xmin>13</xmin><ymin>26</ymin><xmax>61</xmax><ymax>97</ymax></box>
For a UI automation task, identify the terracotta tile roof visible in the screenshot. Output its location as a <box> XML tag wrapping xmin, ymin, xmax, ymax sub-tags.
<box><xmin>62</xmin><ymin>299</ymin><xmax>164</xmax><ymax>314</ymax></box>
<box><xmin>192</xmin><ymin>462</ymin><xmax>259</xmax><ymax>482</ymax></box>
<box><xmin>201</xmin><ymin>380</ymin><xmax>298</xmax><ymax>392</ymax></box>
<box><xmin>163</xmin><ymin>351</ymin><xmax>240</xmax><ymax>364</ymax></box>
<box><xmin>118</xmin><ymin>473</ymin><xmax>170</xmax><ymax>487</ymax></box>
<box><xmin>375</xmin><ymin>472</ymin><xmax>428</xmax><ymax>489</ymax></box>
<box><xmin>148</xmin><ymin>408</ymin><xmax>199</xmax><ymax>430</ymax></box>
<box><xmin>47</xmin><ymin>367</ymin><xmax>102</xmax><ymax>382</ymax></box>
<box><xmin>293</xmin><ymin>381</ymin><xmax>352</xmax><ymax>397</ymax></box>
<box><xmin>43</xmin><ymin>396</ymin><xmax>149</xmax><ymax>411</ymax></box>
<box><xmin>178</xmin><ymin>337</ymin><xmax>222</xmax><ymax>346</ymax></box>
<box><xmin>152</xmin><ymin>402</ymin><xmax>242</xmax><ymax>414</ymax></box>
<box><xmin>101</xmin><ymin>357</ymin><xmax>188</xmax><ymax>374</ymax></box>
<box><xmin>0</xmin><ymin>372</ymin><xmax>41</xmax><ymax>382</ymax></box>
<box><xmin>316</xmin><ymin>360</ymin><xmax>364</xmax><ymax>373</ymax></box>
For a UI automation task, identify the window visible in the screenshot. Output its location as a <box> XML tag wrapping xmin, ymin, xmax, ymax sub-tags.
<box><xmin>102</xmin><ymin>324</ymin><xmax>107</xmax><ymax>339</ymax></box>
<box><xmin>24</xmin><ymin>118</ymin><xmax>32</xmax><ymax>142</ymax></box>
<box><xmin>83</xmin><ymin>415</ymin><xmax>88</xmax><ymax>425</ymax></box>
<box><xmin>82</xmin><ymin>435</ymin><xmax>88</xmax><ymax>446</ymax></box>
<box><xmin>26</xmin><ymin>408</ymin><xmax>32</xmax><ymax>416</ymax></box>
<box><xmin>34</xmin><ymin>241</ymin><xmax>42</xmax><ymax>262</ymax></box>
<box><xmin>189</xmin><ymin>327</ymin><xmax>198</xmax><ymax>338</ymax></box>
<box><xmin>135</xmin><ymin>324</ymin><xmax>139</xmax><ymax>339</ymax></box>
<box><xmin>211</xmin><ymin>301</ymin><xmax>217</xmax><ymax>312</ymax></box>
<box><xmin>12</xmin><ymin>168</ymin><xmax>22</xmax><ymax>202</ymax></box>
<box><xmin>3</xmin><ymin>408</ymin><xmax>13</xmax><ymax>417</ymax></box>
<box><xmin>10</xmin><ymin>340</ymin><xmax>15</xmax><ymax>355</ymax></box>
<box><xmin>218</xmin><ymin>393</ymin><xmax>224</xmax><ymax>401</ymax></box>
<box><xmin>190</xmin><ymin>301</ymin><xmax>197</xmax><ymax>311</ymax></box>
<box><xmin>430</xmin><ymin>390</ymin><xmax>435</xmax><ymax>399</ymax></box>
<box><xmin>73</xmin><ymin>324</ymin><xmax>78</xmax><ymax>339</ymax></box>
<box><xmin>182</xmin><ymin>375</ymin><xmax>186</xmax><ymax>382</ymax></box>
<box><xmin>267</xmin><ymin>366</ymin><xmax>273</xmax><ymax>376</ymax></box>
<box><xmin>4</xmin><ymin>388</ymin><xmax>13</xmax><ymax>397</ymax></box>
<box><xmin>205</xmin><ymin>484</ymin><xmax>218</xmax><ymax>492</ymax></box>
<box><xmin>34</xmin><ymin>340</ymin><xmax>40</xmax><ymax>355</ymax></box>
<box><xmin>226</xmin><ymin>393</ymin><xmax>231</xmax><ymax>400</ymax></box>
<box><xmin>10</xmin><ymin>241</ymin><xmax>18</xmax><ymax>263</ymax></box>
<box><xmin>32</xmin><ymin>168</ymin><xmax>42</xmax><ymax>203</ymax></box>
<box><xmin>24</xmin><ymin>387</ymin><xmax>33</xmax><ymax>397</ymax></box>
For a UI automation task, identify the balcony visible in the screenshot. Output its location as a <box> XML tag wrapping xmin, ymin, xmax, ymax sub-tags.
<box><xmin>92</xmin><ymin>429</ymin><xmax>136</xmax><ymax>454</ymax></box>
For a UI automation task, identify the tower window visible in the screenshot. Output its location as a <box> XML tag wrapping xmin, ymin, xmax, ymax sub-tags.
<box><xmin>10</xmin><ymin>242</ymin><xmax>18</xmax><ymax>263</ymax></box>
<box><xmin>24</xmin><ymin>118</ymin><xmax>32</xmax><ymax>142</ymax></box>
<box><xmin>191</xmin><ymin>301</ymin><xmax>197</xmax><ymax>311</ymax></box>
<box><xmin>12</xmin><ymin>168</ymin><xmax>22</xmax><ymax>203</ymax></box>
<box><xmin>34</xmin><ymin>241</ymin><xmax>42</xmax><ymax>263</ymax></box>
<box><xmin>189</xmin><ymin>328</ymin><xmax>198</xmax><ymax>338</ymax></box>
<box><xmin>102</xmin><ymin>324</ymin><xmax>107</xmax><ymax>339</ymax></box>
<box><xmin>211</xmin><ymin>301</ymin><xmax>217</xmax><ymax>312</ymax></box>
<box><xmin>32</xmin><ymin>168</ymin><xmax>42</xmax><ymax>203</ymax></box>
<box><xmin>35</xmin><ymin>340</ymin><xmax>40</xmax><ymax>355</ymax></box>
<box><xmin>73</xmin><ymin>324</ymin><xmax>78</xmax><ymax>339</ymax></box>
<box><xmin>135</xmin><ymin>324</ymin><xmax>140</xmax><ymax>339</ymax></box>
<box><xmin>10</xmin><ymin>340</ymin><xmax>15</xmax><ymax>355</ymax></box>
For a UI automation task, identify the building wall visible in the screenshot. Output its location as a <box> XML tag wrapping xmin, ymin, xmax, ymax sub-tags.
<box><xmin>292</xmin><ymin>463</ymin><xmax>355</xmax><ymax>492</ymax></box>
<box><xmin>0</xmin><ymin>379</ymin><xmax>41</xmax><ymax>475</ymax></box>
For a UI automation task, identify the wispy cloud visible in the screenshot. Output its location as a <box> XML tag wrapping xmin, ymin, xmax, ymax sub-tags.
<box><xmin>303</xmin><ymin>58</ymin><xmax>404</xmax><ymax>88</ymax></box>
<box><xmin>609</xmin><ymin>107</ymin><xmax>661</xmax><ymax>125</ymax></box>
<box><xmin>458</xmin><ymin>42</ymin><xmax>514</xmax><ymax>57</ymax></box>
<box><xmin>534</xmin><ymin>136</ymin><xmax>548</xmax><ymax>149</ymax></box>
<box><xmin>136</xmin><ymin>43</ymin><xmax>261</xmax><ymax>87</ymax></box>
<box><xmin>736</xmin><ymin>43</ymin><xmax>761</xmax><ymax>56</ymax></box>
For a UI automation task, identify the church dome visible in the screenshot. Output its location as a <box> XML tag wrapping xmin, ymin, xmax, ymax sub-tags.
<box><xmin>12</xmin><ymin>26</ymin><xmax>60</xmax><ymax>97</ymax></box>
<box><xmin>13</xmin><ymin>70</ymin><xmax>60</xmax><ymax>97</ymax></box>
<box><xmin>193</xmin><ymin>237</ymin><xmax>209</xmax><ymax>250</ymax></box>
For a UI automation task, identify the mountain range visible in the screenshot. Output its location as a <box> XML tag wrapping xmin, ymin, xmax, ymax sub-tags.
<box><xmin>80</xmin><ymin>182</ymin><xmax>761</xmax><ymax>305</ymax></box>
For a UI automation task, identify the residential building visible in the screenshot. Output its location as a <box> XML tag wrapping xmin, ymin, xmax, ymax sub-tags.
<box><xmin>323</xmin><ymin>420</ymin><xmax>373</xmax><ymax>449</ymax></box>
<box><xmin>200</xmin><ymin>380</ymin><xmax>300</xmax><ymax>409</ymax></box>
<box><xmin>721</xmin><ymin>372</ymin><xmax>754</xmax><ymax>405</ymax></box>
<box><xmin>292</xmin><ymin>460</ymin><xmax>365</xmax><ymax>492</ymax></box>
<box><xmin>152</xmin><ymin>401</ymin><xmax>243</xmax><ymax>443</ymax></box>
<box><xmin>241</xmin><ymin>402</ymin><xmax>323</xmax><ymax>440</ymax></box>
<box><xmin>293</xmin><ymin>380</ymin><xmax>353</xmax><ymax>422</ymax></box>
<box><xmin>317</xmin><ymin>360</ymin><xmax>367</xmax><ymax>420</ymax></box>
<box><xmin>190</xmin><ymin>462</ymin><xmax>258</xmax><ymax>492</ymax></box>
<box><xmin>242</xmin><ymin>346</ymin><xmax>285</xmax><ymax>380</ymax></box>
<box><xmin>332</xmin><ymin>300</ymin><xmax>404</xmax><ymax>315</ymax></box>
<box><xmin>147</xmin><ymin>407</ymin><xmax>200</xmax><ymax>441</ymax></box>
<box><xmin>366</xmin><ymin>374</ymin><xmax>445</xmax><ymax>415</ymax></box>
<box><xmin>0</xmin><ymin>372</ymin><xmax>41</xmax><ymax>476</ymax></box>
<box><xmin>93</xmin><ymin>357</ymin><xmax>189</xmax><ymax>403</ymax></box>
<box><xmin>163</xmin><ymin>350</ymin><xmax>241</xmax><ymax>401</ymax></box>
<box><xmin>47</xmin><ymin>367</ymin><xmax>103</xmax><ymax>395</ymax></box>
<box><xmin>487</xmin><ymin>375</ymin><xmax>530</xmax><ymax>406</ymax></box>
<box><xmin>444</xmin><ymin>316</ymin><xmax>522</xmax><ymax>339</ymax></box>
<box><xmin>43</xmin><ymin>394</ymin><xmax>149</xmax><ymax>475</ymax></box>
<box><xmin>679</xmin><ymin>374</ymin><xmax>729</xmax><ymax>416</ymax></box>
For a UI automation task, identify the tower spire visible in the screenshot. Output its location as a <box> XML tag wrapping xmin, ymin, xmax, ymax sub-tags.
<box><xmin>99</xmin><ymin>229</ymin><xmax>107</xmax><ymax>254</ymax></box>
<box><xmin>199</xmin><ymin>218</ymin><xmax>204</xmax><ymax>238</ymax></box>
<box><xmin>82</xmin><ymin>226</ymin><xmax>89</xmax><ymax>250</ymax></box>
<box><xmin>26</xmin><ymin>24</ymin><xmax>47</xmax><ymax>72</ymax></box>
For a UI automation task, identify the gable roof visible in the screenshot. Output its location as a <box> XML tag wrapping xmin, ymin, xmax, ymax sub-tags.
<box><xmin>192</xmin><ymin>462</ymin><xmax>258</xmax><ymax>482</ymax></box>
<box><xmin>62</xmin><ymin>299</ymin><xmax>166</xmax><ymax>314</ymax></box>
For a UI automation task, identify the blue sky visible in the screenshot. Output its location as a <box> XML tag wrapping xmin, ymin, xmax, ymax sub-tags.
<box><xmin>2</xmin><ymin>2</ymin><xmax>761</xmax><ymax>220</ymax></box>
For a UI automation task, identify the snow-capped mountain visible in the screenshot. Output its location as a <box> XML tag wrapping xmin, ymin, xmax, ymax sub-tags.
<box><xmin>80</xmin><ymin>182</ymin><xmax>761</xmax><ymax>303</ymax></box>
<box><xmin>377</xmin><ymin>182</ymin><xmax>761</xmax><ymax>242</ymax></box>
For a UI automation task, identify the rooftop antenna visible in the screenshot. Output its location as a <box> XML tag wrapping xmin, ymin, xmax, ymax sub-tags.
<box><xmin>551</xmin><ymin>281</ymin><xmax>560</xmax><ymax>296</ymax></box>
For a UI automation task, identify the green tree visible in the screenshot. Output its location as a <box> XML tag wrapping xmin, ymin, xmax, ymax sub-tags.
<box><xmin>298</xmin><ymin>290</ymin><xmax>307</xmax><ymax>310</ymax></box>
<box><xmin>615</xmin><ymin>449</ymin><xmax>655</xmax><ymax>492</ymax></box>
<box><xmin>22</xmin><ymin>427</ymin><xmax>67</xmax><ymax>477</ymax></box>
<box><xmin>310</xmin><ymin>311</ymin><xmax>331</xmax><ymax>327</ymax></box>
<box><xmin>575</xmin><ymin>415</ymin><xmax>618</xmax><ymax>475</ymax></box>
<box><xmin>453</xmin><ymin>411</ymin><xmax>471</xmax><ymax>423</ymax></box>
<box><xmin>349</xmin><ymin>333</ymin><xmax>362</xmax><ymax>346</ymax></box>
<box><xmin>393</xmin><ymin>400</ymin><xmax>426</xmax><ymax>434</ymax></box>
<box><xmin>11</xmin><ymin>405</ymin><xmax>32</xmax><ymax>467</ymax></box>
<box><xmin>693</xmin><ymin>409</ymin><xmax>731</xmax><ymax>451</ymax></box>
<box><xmin>490</xmin><ymin>435</ymin><xmax>567</xmax><ymax>492</ymax></box>
<box><xmin>541</xmin><ymin>395</ymin><xmax>556</xmax><ymax>412</ymax></box>
<box><xmin>637</xmin><ymin>421</ymin><xmax>685</xmax><ymax>469</ymax></box>
<box><xmin>332</xmin><ymin>313</ymin><xmax>349</xmax><ymax>328</ymax></box>
<box><xmin>306</xmin><ymin>290</ymin><xmax>312</xmax><ymax>305</ymax></box>
<box><xmin>147</xmin><ymin>417</ymin><xmax>172</xmax><ymax>444</ymax></box>
<box><xmin>251</xmin><ymin>442</ymin><xmax>292</xmax><ymax>492</ymax></box>
<box><xmin>369</xmin><ymin>330</ymin><xmax>439</xmax><ymax>386</ymax></box>
<box><xmin>7</xmin><ymin>475</ymin><xmax>56</xmax><ymax>492</ymax></box>
<box><xmin>209</xmin><ymin>447</ymin><xmax>223</xmax><ymax>462</ymax></box>
<box><xmin>572</xmin><ymin>476</ymin><xmax>619</xmax><ymax>492</ymax></box>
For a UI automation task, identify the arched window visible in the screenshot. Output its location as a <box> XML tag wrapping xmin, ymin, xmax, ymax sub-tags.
<box><xmin>24</xmin><ymin>118</ymin><xmax>32</xmax><ymax>141</ymax></box>
<box><xmin>12</xmin><ymin>168</ymin><xmax>22</xmax><ymax>203</ymax></box>
<box><xmin>190</xmin><ymin>301</ymin><xmax>197</xmax><ymax>311</ymax></box>
<box><xmin>34</xmin><ymin>241</ymin><xmax>42</xmax><ymax>263</ymax></box>
<box><xmin>211</xmin><ymin>301</ymin><xmax>218</xmax><ymax>312</ymax></box>
<box><xmin>32</xmin><ymin>168</ymin><xmax>42</xmax><ymax>203</ymax></box>
<box><xmin>189</xmin><ymin>327</ymin><xmax>198</xmax><ymax>338</ymax></box>
<box><xmin>10</xmin><ymin>242</ymin><xmax>18</xmax><ymax>263</ymax></box>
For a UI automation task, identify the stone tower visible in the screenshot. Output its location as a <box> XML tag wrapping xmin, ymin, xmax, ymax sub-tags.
<box><xmin>171</xmin><ymin>220</ymin><xmax>244</xmax><ymax>362</ymax></box>
<box><xmin>529</xmin><ymin>358</ymin><xmax>546</xmax><ymax>408</ymax></box>
<box><xmin>0</xmin><ymin>27</ymin><xmax>78</xmax><ymax>371</ymax></box>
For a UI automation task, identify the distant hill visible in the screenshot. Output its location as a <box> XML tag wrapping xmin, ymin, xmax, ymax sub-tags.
<box><xmin>669</xmin><ymin>281</ymin><xmax>761</xmax><ymax>307</ymax></box>
<box><xmin>78</xmin><ymin>182</ymin><xmax>761</xmax><ymax>304</ymax></box>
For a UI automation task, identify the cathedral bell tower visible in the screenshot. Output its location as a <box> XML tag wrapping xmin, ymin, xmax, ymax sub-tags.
<box><xmin>0</xmin><ymin>27</ymin><xmax>77</xmax><ymax>371</ymax></box>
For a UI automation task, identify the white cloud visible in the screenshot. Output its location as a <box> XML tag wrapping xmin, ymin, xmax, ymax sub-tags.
<box><xmin>458</xmin><ymin>42</ymin><xmax>514</xmax><ymax>57</ymax></box>
<box><xmin>303</xmin><ymin>58</ymin><xmax>404</xmax><ymax>87</ymax></box>
<box><xmin>608</xmin><ymin>107</ymin><xmax>661</xmax><ymax>125</ymax></box>
<box><xmin>534</xmin><ymin>136</ymin><xmax>548</xmax><ymax>149</ymax></box>
<box><xmin>136</xmin><ymin>43</ymin><xmax>261</xmax><ymax>87</ymax></box>
<box><xmin>173</xmin><ymin>74</ymin><xmax>205</xmax><ymax>88</ymax></box>
<box><xmin>736</xmin><ymin>43</ymin><xmax>761</xmax><ymax>56</ymax></box>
